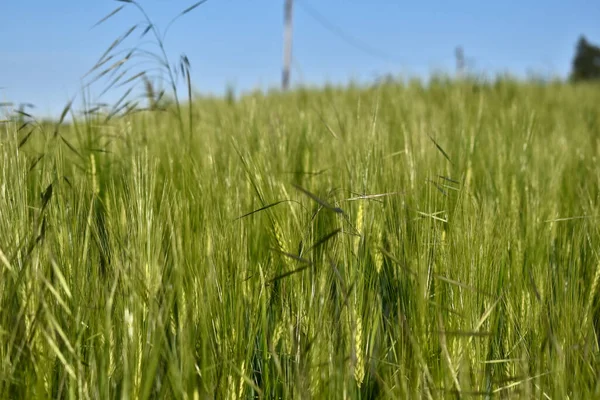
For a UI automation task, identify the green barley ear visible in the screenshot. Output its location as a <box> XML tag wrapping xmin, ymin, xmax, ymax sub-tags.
<box><xmin>273</xmin><ymin>219</ymin><xmax>293</xmax><ymax>269</ymax></box>
<box><xmin>273</xmin><ymin>219</ymin><xmax>287</xmax><ymax>253</ymax></box>
<box><xmin>273</xmin><ymin>321</ymin><xmax>284</xmax><ymax>347</ymax></box>
<box><xmin>354</xmin><ymin>200</ymin><xmax>364</xmax><ymax>255</ymax></box>
<box><xmin>227</xmin><ymin>375</ymin><xmax>235</xmax><ymax>399</ymax></box>
<box><xmin>373</xmin><ymin>229</ymin><xmax>383</xmax><ymax>275</ymax></box>
<box><xmin>238</xmin><ymin>360</ymin><xmax>246</xmax><ymax>400</ymax></box>
<box><xmin>583</xmin><ymin>263</ymin><xmax>600</xmax><ymax>332</ymax></box>
<box><xmin>206</xmin><ymin>232</ymin><xmax>213</xmax><ymax>257</ymax></box>
<box><xmin>90</xmin><ymin>153</ymin><xmax>99</xmax><ymax>196</ymax></box>
<box><xmin>465</xmin><ymin>162</ymin><xmax>473</xmax><ymax>189</ymax></box>
<box><xmin>353</xmin><ymin>314</ymin><xmax>365</xmax><ymax>387</ymax></box>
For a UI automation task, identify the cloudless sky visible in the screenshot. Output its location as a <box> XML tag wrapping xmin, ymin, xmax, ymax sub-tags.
<box><xmin>1</xmin><ymin>0</ymin><xmax>599</xmax><ymax>117</ymax></box>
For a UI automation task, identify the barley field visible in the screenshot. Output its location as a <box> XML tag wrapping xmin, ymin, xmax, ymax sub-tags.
<box><xmin>1</xmin><ymin>77</ymin><xmax>600</xmax><ymax>399</ymax></box>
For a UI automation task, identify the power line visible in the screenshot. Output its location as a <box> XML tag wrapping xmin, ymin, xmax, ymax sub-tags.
<box><xmin>295</xmin><ymin>0</ymin><xmax>398</xmax><ymax>64</ymax></box>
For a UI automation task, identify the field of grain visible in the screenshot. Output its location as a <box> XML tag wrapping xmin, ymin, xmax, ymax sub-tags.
<box><xmin>1</xmin><ymin>78</ymin><xmax>600</xmax><ymax>398</ymax></box>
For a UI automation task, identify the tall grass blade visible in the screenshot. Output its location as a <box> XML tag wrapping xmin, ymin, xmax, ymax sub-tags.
<box><xmin>41</xmin><ymin>183</ymin><xmax>53</xmax><ymax>211</ymax></box>
<box><xmin>91</xmin><ymin>5</ymin><xmax>125</xmax><ymax>28</ymax></box>
<box><xmin>267</xmin><ymin>265</ymin><xmax>311</xmax><ymax>285</ymax></box>
<box><xmin>53</xmin><ymin>100</ymin><xmax>73</xmax><ymax>137</ymax></box>
<box><xmin>163</xmin><ymin>0</ymin><xmax>210</xmax><ymax>38</ymax></box>
<box><xmin>292</xmin><ymin>183</ymin><xmax>345</xmax><ymax>215</ymax></box>
<box><xmin>269</xmin><ymin>248</ymin><xmax>313</xmax><ymax>265</ymax></box>
<box><xmin>18</xmin><ymin>129</ymin><xmax>34</xmax><ymax>148</ymax></box>
<box><xmin>428</xmin><ymin>134</ymin><xmax>454</xmax><ymax>166</ymax></box>
<box><xmin>89</xmin><ymin>25</ymin><xmax>137</xmax><ymax>75</ymax></box>
<box><xmin>235</xmin><ymin>200</ymin><xmax>291</xmax><ymax>221</ymax></box>
<box><xmin>60</xmin><ymin>136</ymin><xmax>84</xmax><ymax>161</ymax></box>
<box><xmin>307</xmin><ymin>228</ymin><xmax>341</xmax><ymax>252</ymax></box>
<box><xmin>180</xmin><ymin>0</ymin><xmax>210</xmax><ymax>17</ymax></box>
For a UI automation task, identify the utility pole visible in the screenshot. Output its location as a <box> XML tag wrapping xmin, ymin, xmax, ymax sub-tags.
<box><xmin>282</xmin><ymin>0</ymin><xmax>294</xmax><ymax>90</ymax></box>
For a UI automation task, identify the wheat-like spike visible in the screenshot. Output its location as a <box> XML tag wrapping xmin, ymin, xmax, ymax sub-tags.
<box><xmin>465</xmin><ymin>162</ymin><xmax>473</xmax><ymax>189</ymax></box>
<box><xmin>373</xmin><ymin>230</ymin><xmax>383</xmax><ymax>275</ymax></box>
<box><xmin>135</xmin><ymin>328</ymin><xmax>143</xmax><ymax>396</ymax></box>
<box><xmin>273</xmin><ymin>219</ymin><xmax>293</xmax><ymax>270</ymax></box>
<box><xmin>0</xmin><ymin>246</ymin><xmax>14</xmax><ymax>273</ymax></box>
<box><xmin>206</xmin><ymin>233</ymin><xmax>213</xmax><ymax>257</ymax></box>
<box><xmin>583</xmin><ymin>263</ymin><xmax>600</xmax><ymax>331</ymax></box>
<box><xmin>273</xmin><ymin>219</ymin><xmax>287</xmax><ymax>253</ymax></box>
<box><xmin>353</xmin><ymin>312</ymin><xmax>365</xmax><ymax>387</ymax></box>
<box><xmin>238</xmin><ymin>360</ymin><xmax>246</xmax><ymax>400</ymax></box>
<box><xmin>112</xmin><ymin>324</ymin><xmax>119</xmax><ymax>373</ymax></box>
<box><xmin>90</xmin><ymin>154</ymin><xmax>99</xmax><ymax>196</ymax></box>
<box><xmin>226</xmin><ymin>375</ymin><xmax>235</xmax><ymax>400</ymax></box>
<box><xmin>520</xmin><ymin>291</ymin><xmax>529</xmax><ymax>330</ymax></box>
<box><xmin>354</xmin><ymin>201</ymin><xmax>364</xmax><ymax>255</ymax></box>
<box><xmin>269</xmin><ymin>321</ymin><xmax>284</xmax><ymax>360</ymax></box>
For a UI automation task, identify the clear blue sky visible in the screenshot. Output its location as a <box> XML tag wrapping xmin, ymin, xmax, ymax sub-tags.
<box><xmin>1</xmin><ymin>0</ymin><xmax>598</xmax><ymax>117</ymax></box>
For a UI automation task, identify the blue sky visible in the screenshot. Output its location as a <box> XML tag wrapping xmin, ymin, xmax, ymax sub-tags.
<box><xmin>1</xmin><ymin>0</ymin><xmax>599</xmax><ymax>117</ymax></box>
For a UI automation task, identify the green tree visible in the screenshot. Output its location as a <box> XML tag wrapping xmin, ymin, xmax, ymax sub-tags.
<box><xmin>570</xmin><ymin>36</ymin><xmax>600</xmax><ymax>82</ymax></box>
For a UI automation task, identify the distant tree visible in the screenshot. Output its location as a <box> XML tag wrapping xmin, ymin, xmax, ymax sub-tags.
<box><xmin>570</xmin><ymin>36</ymin><xmax>600</xmax><ymax>82</ymax></box>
